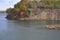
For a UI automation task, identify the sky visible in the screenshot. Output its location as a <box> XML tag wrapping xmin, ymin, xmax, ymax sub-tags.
<box><xmin>0</xmin><ymin>0</ymin><xmax>21</xmax><ymax>11</ymax></box>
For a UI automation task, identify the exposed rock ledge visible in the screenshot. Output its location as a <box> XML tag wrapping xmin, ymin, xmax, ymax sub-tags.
<box><xmin>6</xmin><ymin>9</ymin><xmax>60</xmax><ymax>20</ymax></box>
<box><xmin>46</xmin><ymin>25</ymin><xmax>60</xmax><ymax>30</ymax></box>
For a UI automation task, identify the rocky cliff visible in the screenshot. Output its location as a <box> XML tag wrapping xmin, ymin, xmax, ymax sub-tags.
<box><xmin>6</xmin><ymin>0</ymin><xmax>60</xmax><ymax>20</ymax></box>
<box><xmin>28</xmin><ymin>9</ymin><xmax>60</xmax><ymax>20</ymax></box>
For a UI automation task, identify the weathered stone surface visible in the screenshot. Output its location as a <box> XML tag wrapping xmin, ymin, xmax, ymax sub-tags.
<box><xmin>46</xmin><ymin>25</ymin><xmax>60</xmax><ymax>30</ymax></box>
<box><xmin>6</xmin><ymin>9</ymin><xmax>60</xmax><ymax>20</ymax></box>
<box><xmin>29</xmin><ymin>9</ymin><xmax>60</xmax><ymax>20</ymax></box>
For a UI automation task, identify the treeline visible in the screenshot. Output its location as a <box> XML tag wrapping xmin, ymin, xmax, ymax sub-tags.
<box><xmin>0</xmin><ymin>11</ymin><xmax>6</xmax><ymax>13</ymax></box>
<box><xmin>6</xmin><ymin>0</ymin><xmax>60</xmax><ymax>15</ymax></box>
<box><xmin>39</xmin><ymin>0</ymin><xmax>60</xmax><ymax>9</ymax></box>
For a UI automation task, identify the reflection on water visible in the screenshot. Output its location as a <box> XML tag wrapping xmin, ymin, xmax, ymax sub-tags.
<box><xmin>0</xmin><ymin>13</ymin><xmax>60</xmax><ymax>40</ymax></box>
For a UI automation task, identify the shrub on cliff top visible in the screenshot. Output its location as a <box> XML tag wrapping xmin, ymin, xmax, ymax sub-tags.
<box><xmin>39</xmin><ymin>0</ymin><xmax>60</xmax><ymax>9</ymax></box>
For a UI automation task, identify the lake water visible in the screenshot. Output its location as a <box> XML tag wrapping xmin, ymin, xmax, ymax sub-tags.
<box><xmin>0</xmin><ymin>13</ymin><xmax>60</xmax><ymax>40</ymax></box>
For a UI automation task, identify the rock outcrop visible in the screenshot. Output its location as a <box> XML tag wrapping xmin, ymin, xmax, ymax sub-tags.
<box><xmin>6</xmin><ymin>0</ymin><xmax>60</xmax><ymax>20</ymax></box>
<box><xmin>29</xmin><ymin>9</ymin><xmax>60</xmax><ymax>20</ymax></box>
<box><xmin>46</xmin><ymin>25</ymin><xmax>60</xmax><ymax>30</ymax></box>
<box><xmin>6</xmin><ymin>9</ymin><xmax>60</xmax><ymax>20</ymax></box>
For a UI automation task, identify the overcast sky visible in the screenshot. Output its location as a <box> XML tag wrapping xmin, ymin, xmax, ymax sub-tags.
<box><xmin>0</xmin><ymin>0</ymin><xmax>20</xmax><ymax>11</ymax></box>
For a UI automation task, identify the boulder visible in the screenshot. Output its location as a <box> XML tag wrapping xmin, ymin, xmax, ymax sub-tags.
<box><xmin>46</xmin><ymin>25</ymin><xmax>60</xmax><ymax>30</ymax></box>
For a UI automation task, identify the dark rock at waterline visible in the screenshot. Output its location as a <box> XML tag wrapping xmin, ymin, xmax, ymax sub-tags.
<box><xmin>6</xmin><ymin>15</ymin><xmax>12</xmax><ymax>20</ymax></box>
<box><xmin>6</xmin><ymin>14</ymin><xmax>18</xmax><ymax>20</ymax></box>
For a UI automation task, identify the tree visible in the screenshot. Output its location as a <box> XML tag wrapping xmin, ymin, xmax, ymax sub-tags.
<box><xmin>6</xmin><ymin>8</ymin><xmax>19</xmax><ymax>14</ymax></box>
<box><xmin>14</xmin><ymin>0</ymin><xmax>28</xmax><ymax>11</ymax></box>
<box><xmin>21</xmin><ymin>0</ymin><xmax>28</xmax><ymax>2</ymax></box>
<box><xmin>6</xmin><ymin>8</ymin><xmax>15</xmax><ymax>14</ymax></box>
<box><xmin>28</xmin><ymin>1</ymin><xmax>37</xmax><ymax>8</ymax></box>
<box><xmin>39</xmin><ymin>0</ymin><xmax>60</xmax><ymax>9</ymax></box>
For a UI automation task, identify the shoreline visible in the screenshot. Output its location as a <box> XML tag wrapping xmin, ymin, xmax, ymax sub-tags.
<box><xmin>6</xmin><ymin>9</ymin><xmax>60</xmax><ymax>20</ymax></box>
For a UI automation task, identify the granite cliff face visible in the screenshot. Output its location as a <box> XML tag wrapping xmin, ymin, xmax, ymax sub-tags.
<box><xmin>28</xmin><ymin>9</ymin><xmax>60</xmax><ymax>20</ymax></box>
